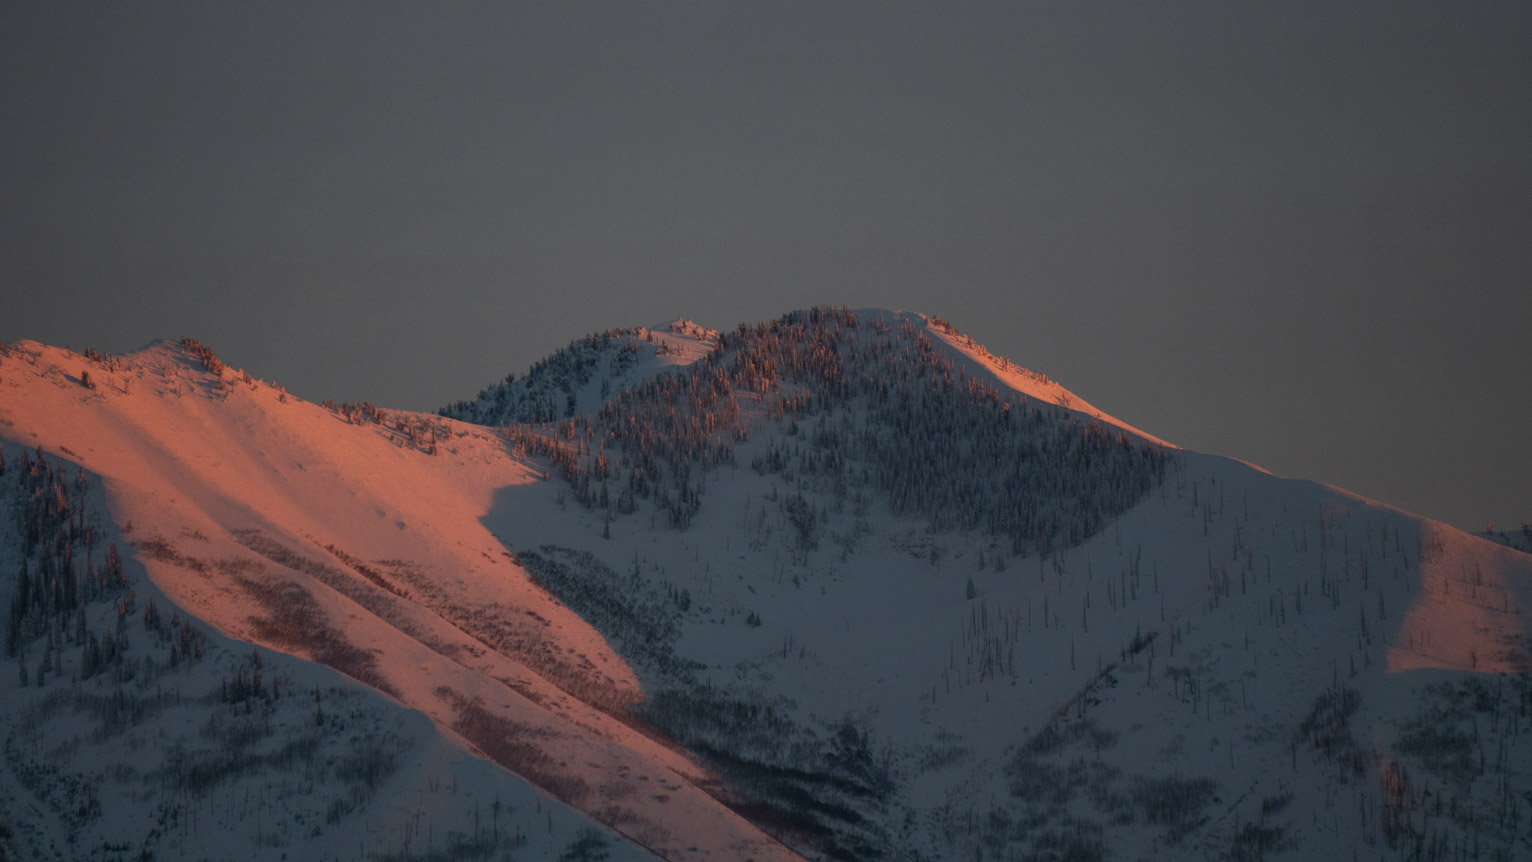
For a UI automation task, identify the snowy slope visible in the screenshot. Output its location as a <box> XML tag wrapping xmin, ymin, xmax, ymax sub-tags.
<box><xmin>0</xmin><ymin>338</ymin><xmax>796</xmax><ymax>861</ymax></box>
<box><xmin>0</xmin><ymin>439</ymin><xmax>663</xmax><ymax>862</ymax></box>
<box><xmin>905</xmin><ymin>310</ymin><xmax>1173</xmax><ymax>448</ymax></box>
<box><xmin>449</xmin><ymin>309</ymin><xmax>1532</xmax><ymax>860</ymax></box>
<box><xmin>3</xmin><ymin>309</ymin><xmax>1529</xmax><ymax>862</ymax></box>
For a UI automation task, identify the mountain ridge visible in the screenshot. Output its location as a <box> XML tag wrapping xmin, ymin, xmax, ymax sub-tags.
<box><xmin>438</xmin><ymin>308</ymin><xmax>1168</xmax><ymax>449</ymax></box>
<box><xmin>2</xmin><ymin>310</ymin><xmax>1529</xmax><ymax>861</ymax></box>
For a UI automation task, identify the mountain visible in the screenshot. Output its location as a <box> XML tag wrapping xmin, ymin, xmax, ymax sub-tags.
<box><xmin>2</xmin><ymin>309</ymin><xmax>1528</xmax><ymax>862</ymax></box>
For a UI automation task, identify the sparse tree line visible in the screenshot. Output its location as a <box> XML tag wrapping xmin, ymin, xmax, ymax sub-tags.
<box><xmin>178</xmin><ymin>336</ymin><xmax>223</xmax><ymax>375</ymax></box>
<box><xmin>2</xmin><ymin>446</ymin><xmax>197</xmax><ymax>689</ymax></box>
<box><xmin>77</xmin><ymin>347</ymin><xmax>124</xmax><ymax>392</ymax></box>
<box><xmin>927</xmin><ymin>314</ymin><xmax>1056</xmax><ymax>387</ymax></box>
<box><xmin>320</xmin><ymin>399</ymin><xmax>449</xmax><ymax>455</ymax></box>
<box><xmin>440</xmin><ymin>328</ymin><xmax>649</xmax><ymax>425</ymax></box>
<box><xmin>515</xmin><ymin>547</ymin><xmax>693</xmax><ymax>678</ymax></box>
<box><xmin>3</xmin><ymin>445</ymin><xmax>211</xmax><ymax>690</ymax></box>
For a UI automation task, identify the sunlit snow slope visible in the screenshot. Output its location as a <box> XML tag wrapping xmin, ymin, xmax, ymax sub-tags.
<box><xmin>0</xmin><ymin>337</ymin><xmax>797</xmax><ymax>862</ymax></box>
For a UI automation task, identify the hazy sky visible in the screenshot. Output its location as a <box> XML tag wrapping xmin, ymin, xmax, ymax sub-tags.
<box><xmin>3</xmin><ymin>2</ymin><xmax>1528</xmax><ymax>534</ymax></box>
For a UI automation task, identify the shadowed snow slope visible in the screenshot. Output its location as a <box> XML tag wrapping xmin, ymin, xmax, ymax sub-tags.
<box><xmin>3</xmin><ymin>309</ymin><xmax>1529</xmax><ymax>862</ymax></box>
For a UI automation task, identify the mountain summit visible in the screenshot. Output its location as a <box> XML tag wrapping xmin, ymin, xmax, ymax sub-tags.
<box><xmin>2</xmin><ymin>310</ymin><xmax>1528</xmax><ymax>861</ymax></box>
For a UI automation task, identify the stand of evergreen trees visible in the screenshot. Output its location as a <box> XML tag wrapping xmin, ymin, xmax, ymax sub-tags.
<box><xmin>5</xmin><ymin>447</ymin><xmax>124</xmax><ymax>665</ymax></box>
<box><xmin>440</xmin><ymin>328</ymin><xmax>646</xmax><ymax>425</ymax></box>
<box><xmin>450</xmin><ymin>308</ymin><xmax>1173</xmax><ymax>557</ymax></box>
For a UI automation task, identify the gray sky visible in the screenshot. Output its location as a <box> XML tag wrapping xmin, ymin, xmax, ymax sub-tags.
<box><xmin>3</xmin><ymin>2</ymin><xmax>1529</xmax><ymax>534</ymax></box>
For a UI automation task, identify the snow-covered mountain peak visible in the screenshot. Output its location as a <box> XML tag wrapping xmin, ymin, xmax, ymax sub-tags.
<box><xmin>3</xmin><ymin>308</ymin><xmax>1529</xmax><ymax>862</ymax></box>
<box><xmin>444</xmin><ymin>306</ymin><xmax>1165</xmax><ymax>445</ymax></box>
